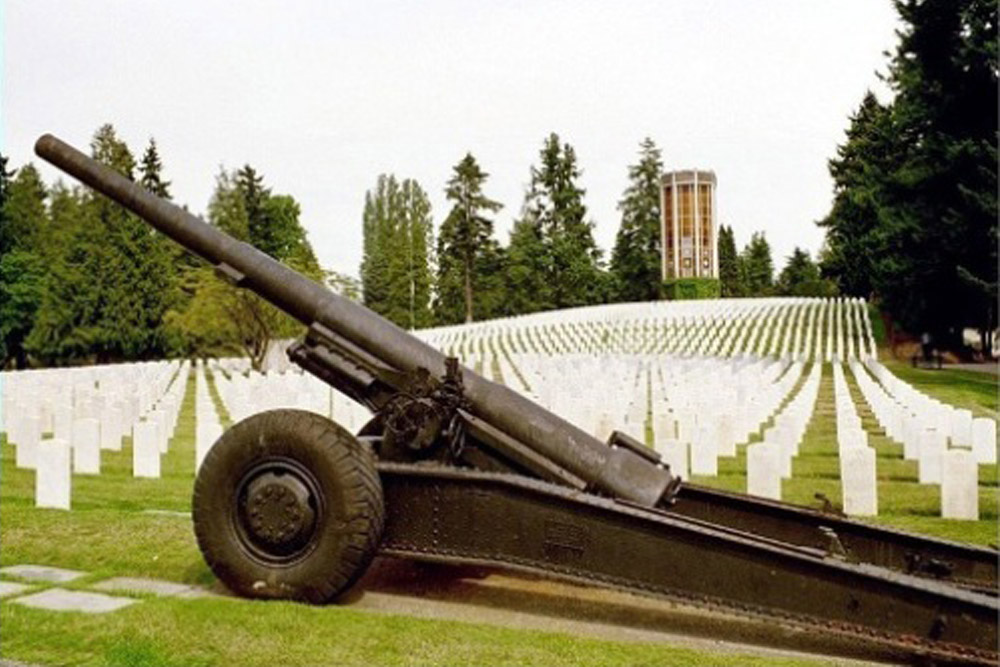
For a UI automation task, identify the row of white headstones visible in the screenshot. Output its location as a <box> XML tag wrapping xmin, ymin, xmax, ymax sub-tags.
<box><xmin>1</xmin><ymin>298</ymin><xmax>994</xmax><ymax>520</ymax></box>
<box><xmin>1</xmin><ymin>360</ymin><xmax>188</xmax><ymax>509</ymax></box>
<box><xmin>421</xmin><ymin>297</ymin><xmax>877</xmax><ymax>363</ymax></box>
<box><xmin>208</xmin><ymin>344</ymin><xmax>992</xmax><ymax>520</ymax></box>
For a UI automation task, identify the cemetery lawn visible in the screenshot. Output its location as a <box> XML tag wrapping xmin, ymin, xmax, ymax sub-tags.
<box><xmin>693</xmin><ymin>362</ymin><xmax>999</xmax><ymax>546</ymax></box>
<box><xmin>1</xmin><ymin>373</ymin><xmax>829</xmax><ymax>667</ymax></box>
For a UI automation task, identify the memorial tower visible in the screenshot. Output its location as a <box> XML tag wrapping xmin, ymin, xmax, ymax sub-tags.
<box><xmin>660</xmin><ymin>170</ymin><xmax>717</xmax><ymax>280</ymax></box>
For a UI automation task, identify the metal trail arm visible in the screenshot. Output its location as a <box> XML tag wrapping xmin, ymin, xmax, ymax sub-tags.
<box><xmin>34</xmin><ymin>133</ymin><xmax>677</xmax><ymax>507</ymax></box>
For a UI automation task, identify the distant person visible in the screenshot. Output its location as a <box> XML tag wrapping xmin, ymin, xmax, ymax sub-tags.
<box><xmin>921</xmin><ymin>332</ymin><xmax>933</xmax><ymax>362</ymax></box>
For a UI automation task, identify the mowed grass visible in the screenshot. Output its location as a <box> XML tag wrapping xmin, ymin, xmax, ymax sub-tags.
<box><xmin>691</xmin><ymin>362</ymin><xmax>999</xmax><ymax>546</ymax></box>
<box><xmin>1</xmin><ymin>371</ymin><xmax>829</xmax><ymax>667</ymax></box>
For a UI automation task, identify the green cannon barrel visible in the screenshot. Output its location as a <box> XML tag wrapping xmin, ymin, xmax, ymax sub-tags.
<box><xmin>35</xmin><ymin>133</ymin><xmax>677</xmax><ymax>507</ymax></box>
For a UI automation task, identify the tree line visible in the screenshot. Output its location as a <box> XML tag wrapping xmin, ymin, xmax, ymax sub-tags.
<box><xmin>2</xmin><ymin>126</ymin><xmax>834</xmax><ymax>371</ymax></box>
<box><xmin>817</xmin><ymin>0</ymin><xmax>996</xmax><ymax>354</ymax></box>
<box><xmin>0</xmin><ymin>124</ymin><xmax>329</xmax><ymax>370</ymax></box>
<box><xmin>361</xmin><ymin>133</ymin><xmax>830</xmax><ymax>330</ymax></box>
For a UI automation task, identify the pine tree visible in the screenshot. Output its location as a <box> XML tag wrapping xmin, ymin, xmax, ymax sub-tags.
<box><xmin>778</xmin><ymin>247</ymin><xmax>820</xmax><ymax>295</ymax></box>
<box><xmin>139</xmin><ymin>139</ymin><xmax>171</xmax><ymax>199</ymax></box>
<box><xmin>740</xmin><ymin>232</ymin><xmax>774</xmax><ymax>296</ymax></box>
<box><xmin>235</xmin><ymin>166</ymin><xmax>274</xmax><ymax>255</ymax></box>
<box><xmin>0</xmin><ymin>163</ymin><xmax>47</xmax><ymax>251</ymax></box>
<box><xmin>359</xmin><ymin>174</ymin><xmax>434</xmax><ymax>329</ymax></box>
<box><xmin>175</xmin><ymin>167</ymin><xmax>319</xmax><ymax>368</ymax></box>
<box><xmin>817</xmin><ymin>0</ymin><xmax>997</xmax><ymax>352</ymax></box>
<box><xmin>436</xmin><ymin>153</ymin><xmax>503</xmax><ymax>324</ymax></box>
<box><xmin>816</xmin><ymin>93</ymin><xmax>894</xmax><ymax>298</ymax></box>
<box><xmin>27</xmin><ymin>124</ymin><xmax>178</xmax><ymax>363</ymax></box>
<box><xmin>610</xmin><ymin>138</ymin><xmax>663</xmax><ymax>302</ymax></box>
<box><xmin>0</xmin><ymin>153</ymin><xmax>11</xmax><ymax>225</ymax></box>
<box><xmin>717</xmin><ymin>224</ymin><xmax>743</xmax><ymax>297</ymax></box>
<box><xmin>0</xmin><ymin>161</ymin><xmax>48</xmax><ymax>367</ymax></box>
<box><xmin>507</xmin><ymin>133</ymin><xmax>604</xmax><ymax>313</ymax></box>
<box><xmin>361</xmin><ymin>175</ymin><xmax>396</xmax><ymax>317</ymax></box>
<box><xmin>398</xmin><ymin>178</ymin><xmax>434</xmax><ymax>329</ymax></box>
<box><xmin>505</xmin><ymin>216</ymin><xmax>551</xmax><ymax>314</ymax></box>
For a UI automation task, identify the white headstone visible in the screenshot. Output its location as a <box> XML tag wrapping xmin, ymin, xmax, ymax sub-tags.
<box><xmin>838</xmin><ymin>426</ymin><xmax>868</xmax><ymax>453</ymax></box>
<box><xmin>594</xmin><ymin>411</ymin><xmax>615</xmax><ymax>442</ymax></box>
<box><xmin>71</xmin><ymin>417</ymin><xmax>101</xmax><ymax>475</ymax></box>
<box><xmin>901</xmin><ymin>417</ymin><xmax>919</xmax><ymax>460</ymax></box>
<box><xmin>689</xmin><ymin>424</ymin><xmax>718</xmax><ymax>476</ymax></box>
<box><xmin>949</xmin><ymin>409</ymin><xmax>974</xmax><ymax>448</ymax></box>
<box><xmin>36</xmin><ymin>438</ymin><xmax>71</xmax><ymax>510</ymax></box>
<box><xmin>132</xmin><ymin>420</ymin><xmax>161</xmax><ymax>478</ymax></box>
<box><xmin>841</xmin><ymin>446</ymin><xmax>877</xmax><ymax>516</ymax></box>
<box><xmin>16</xmin><ymin>414</ymin><xmax>41</xmax><ymax>469</ymax></box>
<box><xmin>52</xmin><ymin>405</ymin><xmax>73</xmax><ymax>443</ymax></box>
<box><xmin>747</xmin><ymin>442</ymin><xmax>781</xmax><ymax>500</ymax></box>
<box><xmin>715</xmin><ymin>414</ymin><xmax>737</xmax><ymax>458</ymax></box>
<box><xmin>195</xmin><ymin>421</ymin><xmax>223</xmax><ymax>472</ymax></box>
<box><xmin>971</xmin><ymin>418</ymin><xmax>997</xmax><ymax>465</ymax></box>
<box><xmin>656</xmin><ymin>438</ymin><xmax>688</xmax><ymax>481</ymax></box>
<box><xmin>918</xmin><ymin>429</ymin><xmax>946</xmax><ymax>485</ymax></box>
<box><xmin>941</xmin><ymin>449</ymin><xmax>978</xmax><ymax>520</ymax></box>
<box><xmin>100</xmin><ymin>405</ymin><xmax>123</xmax><ymax>451</ymax></box>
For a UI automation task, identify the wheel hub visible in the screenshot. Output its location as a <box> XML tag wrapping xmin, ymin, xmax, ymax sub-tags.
<box><xmin>239</xmin><ymin>465</ymin><xmax>318</xmax><ymax>559</ymax></box>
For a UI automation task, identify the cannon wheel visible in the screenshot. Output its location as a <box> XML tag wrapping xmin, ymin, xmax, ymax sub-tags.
<box><xmin>193</xmin><ymin>409</ymin><xmax>384</xmax><ymax>603</ymax></box>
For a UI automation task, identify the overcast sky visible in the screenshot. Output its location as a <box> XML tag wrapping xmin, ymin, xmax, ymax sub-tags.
<box><xmin>3</xmin><ymin>1</ymin><xmax>899</xmax><ymax>278</ymax></box>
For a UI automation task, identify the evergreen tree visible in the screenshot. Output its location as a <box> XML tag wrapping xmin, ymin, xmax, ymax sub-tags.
<box><xmin>28</xmin><ymin>124</ymin><xmax>178</xmax><ymax>363</ymax></box>
<box><xmin>173</xmin><ymin>167</ymin><xmax>319</xmax><ymax>368</ymax></box>
<box><xmin>235</xmin><ymin>166</ymin><xmax>276</xmax><ymax>256</ymax></box>
<box><xmin>818</xmin><ymin>0</ymin><xmax>997</xmax><ymax>352</ymax></box>
<box><xmin>0</xmin><ymin>161</ymin><xmax>48</xmax><ymax>367</ymax></box>
<box><xmin>817</xmin><ymin>93</ymin><xmax>895</xmax><ymax>297</ymax></box>
<box><xmin>777</xmin><ymin>247</ymin><xmax>836</xmax><ymax>296</ymax></box>
<box><xmin>506</xmin><ymin>133</ymin><xmax>604</xmax><ymax>313</ymax></box>
<box><xmin>359</xmin><ymin>174</ymin><xmax>434</xmax><ymax>329</ymax></box>
<box><xmin>397</xmin><ymin>178</ymin><xmax>434</xmax><ymax>329</ymax></box>
<box><xmin>327</xmin><ymin>271</ymin><xmax>362</xmax><ymax>301</ymax></box>
<box><xmin>1</xmin><ymin>163</ymin><xmax>47</xmax><ymax>251</ymax></box>
<box><xmin>610</xmin><ymin>138</ymin><xmax>663</xmax><ymax>302</ymax></box>
<box><xmin>361</xmin><ymin>175</ymin><xmax>398</xmax><ymax>317</ymax></box>
<box><xmin>0</xmin><ymin>153</ymin><xmax>11</xmax><ymax>234</ymax></box>
<box><xmin>436</xmin><ymin>153</ymin><xmax>503</xmax><ymax>324</ymax></box>
<box><xmin>717</xmin><ymin>225</ymin><xmax>743</xmax><ymax>297</ymax></box>
<box><xmin>139</xmin><ymin>139</ymin><xmax>171</xmax><ymax>199</ymax></box>
<box><xmin>505</xmin><ymin>216</ymin><xmax>551</xmax><ymax>315</ymax></box>
<box><xmin>740</xmin><ymin>232</ymin><xmax>774</xmax><ymax>296</ymax></box>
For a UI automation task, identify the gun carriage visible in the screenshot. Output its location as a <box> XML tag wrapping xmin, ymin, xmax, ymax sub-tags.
<box><xmin>36</xmin><ymin>134</ymin><xmax>999</xmax><ymax>666</ymax></box>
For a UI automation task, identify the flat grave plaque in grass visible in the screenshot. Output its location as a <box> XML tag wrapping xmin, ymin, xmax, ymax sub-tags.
<box><xmin>0</xmin><ymin>581</ymin><xmax>31</xmax><ymax>598</ymax></box>
<box><xmin>0</xmin><ymin>564</ymin><xmax>85</xmax><ymax>583</ymax></box>
<box><xmin>10</xmin><ymin>588</ymin><xmax>137</xmax><ymax>613</ymax></box>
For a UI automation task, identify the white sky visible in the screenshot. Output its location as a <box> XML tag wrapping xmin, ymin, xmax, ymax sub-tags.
<box><xmin>3</xmin><ymin>0</ymin><xmax>899</xmax><ymax>278</ymax></box>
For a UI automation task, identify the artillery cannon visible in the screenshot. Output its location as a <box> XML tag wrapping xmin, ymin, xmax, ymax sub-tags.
<box><xmin>36</xmin><ymin>134</ymin><xmax>998</xmax><ymax>665</ymax></box>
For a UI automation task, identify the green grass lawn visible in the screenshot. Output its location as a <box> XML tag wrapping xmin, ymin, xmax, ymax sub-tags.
<box><xmin>1</xmin><ymin>371</ymin><xmax>832</xmax><ymax>667</ymax></box>
<box><xmin>2</xmin><ymin>361</ymin><xmax>996</xmax><ymax>665</ymax></box>
<box><xmin>692</xmin><ymin>362</ymin><xmax>999</xmax><ymax>546</ymax></box>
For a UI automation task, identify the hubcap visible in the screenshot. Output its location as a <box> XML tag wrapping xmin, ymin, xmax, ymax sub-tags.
<box><xmin>235</xmin><ymin>460</ymin><xmax>321</xmax><ymax>563</ymax></box>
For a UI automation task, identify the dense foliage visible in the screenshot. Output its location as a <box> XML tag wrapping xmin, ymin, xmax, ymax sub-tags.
<box><xmin>435</xmin><ymin>154</ymin><xmax>504</xmax><ymax>324</ymax></box>
<box><xmin>818</xmin><ymin>0</ymin><xmax>997</xmax><ymax>352</ymax></box>
<box><xmin>360</xmin><ymin>175</ymin><xmax>435</xmax><ymax>329</ymax></box>
<box><xmin>506</xmin><ymin>134</ymin><xmax>607</xmax><ymax>313</ymax></box>
<box><xmin>0</xmin><ymin>125</ymin><xmax>322</xmax><ymax>369</ymax></box>
<box><xmin>610</xmin><ymin>138</ymin><xmax>664</xmax><ymax>302</ymax></box>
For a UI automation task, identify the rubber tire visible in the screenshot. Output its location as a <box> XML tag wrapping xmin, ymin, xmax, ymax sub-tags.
<box><xmin>193</xmin><ymin>409</ymin><xmax>384</xmax><ymax>603</ymax></box>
